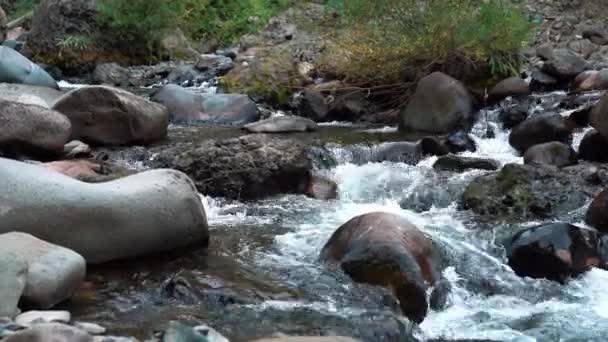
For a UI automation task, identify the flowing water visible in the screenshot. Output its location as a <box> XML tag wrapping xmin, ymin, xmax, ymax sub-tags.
<box><xmin>66</xmin><ymin>90</ymin><xmax>608</xmax><ymax>341</ymax></box>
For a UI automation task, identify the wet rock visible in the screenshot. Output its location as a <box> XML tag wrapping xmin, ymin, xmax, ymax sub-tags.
<box><xmin>541</xmin><ymin>48</ymin><xmax>587</xmax><ymax>80</ymax></box>
<box><xmin>328</xmin><ymin>92</ymin><xmax>374</xmax><ymax>122</ymax></box>
<box><xmin>419</xmin><ymin>137</ymin><xmax>450</xmax><ymax>157</ymax></box>
<box><xmin>590</xmin><ymin>93</ymin><xmax>608</xmax><ymax>141</ymax></box>
<box><xmin>508</xmin><ymin>113</ymin><xmax>572</xmax><ymax>153</ymax></box>
<box><xmin>63</xmin><ymin>140</ymin><xmax>92</xmax><ymax>159</ymax></box>
<box><xmin>498</xmin><ymin>104</ymin><xmax>528</xmax><ymax>129</ymax></box>
<box><xmin>0</xmin><ymin>83</ymin><xmax>63</xmax><ymax>108</ymax></box>
<box><xmin>0</xmin><ymin>5</ymin><xmax>5</xmax><ymax>41</ymax></box>
<box><xmin>167</xmin><ymin>64</ymin><xmax>203</xmax><ymax>86</ymax></box>
<box><xmin>530</xmin><ymin>69</ymin><xmax>559</xmax><ymax>92</ymax></box>
<box><xmin>3</xmin><ymin>323</ymin><xmax>93</xmax><ymax>342</ymax></box>
<box><xmin>196</xmin><ymin>54</ymin><xmax>234</xmax><ymax>76</ymax></box>
<box><xmin>295</xmin><ymin>89</ymin><xmax>329</xmax><ymax>121</ymax></box>
<box><xmin>320</xmin><ymin>212</ymin><xmax>442</xmax><ymax>323</ymax></box>
<box><xmin>151</xmin><ymin>84</ymin><xmax>259</xmax><ymax>125</ymax></box>
<box><xmin>399</xmin><ymin>72</ymin><xmax>476</xmax><ymax>134</ymax></box>
<box><xmin>0</xmin><ymin>158</ymin><xmax>208</xmax><ymax>264</ymax></box>
<box><xmin>487</xmin><ymin>77</ymin><xmax>530</xmax><ymax>104</ymax></box>
<box><xmin>163</xmin><ymin>322</ymin><xmax>208</xmax><ymax>342</ymax></box>
<box><xmin>583</xmin><ymin>26</ymin><xmax>608</xmax><ymax>45</ymax></box>
<box><xmin>523</xmin><ymin>142</ymin><xmax>577</xmax><ymax>167</ymax></box>
<box><xmin>586</xmin><ymin>188</ymin><xmax>608</xmax><ymax>233</ymax></box>
<box><xmin>568</xmin><ymin>39</ymin><xmax>597</xmax><ymax>59</ymax></box>
<box><xmin>0</xmin><ymin>98</ymin><xmax>71</xmax><ymax>157</ymax></box>
<box><xmin>507</xmin><ymin>223</ymin><xmax>605</xmax><ymax>282</ymax></box>
<box><xmin>400</xmin><ymin>172</ymin><xmax>467</xmax><ymax>213</ymax></box>
<box><xmin>433</xmin><ymin>155</ymin><xmax>499</xmax><ymax>172</ymax></box>
<box><xmin>536</xmin><ymin>45</ymin><xmax>554</xmax><ymax>60</ymax></box>
<box><xmin>244</xmin><ymin>116</ymin><xmax>317</xmax><ymax>133</ymax></box>
<box><xmin>463</xmin><ymin>163</ymin><xmax>603</xmax><ymax>222</ymax></box>
<box><xmin>305</xmin><ymin>175</ymin><xmax>338</xmax><ymax>200</ymax></box>
<box><xmin>446</xmin><ymin>131</ymin><xmax>476</xmax><ymax>153</ymax></box>
<box><xmin>572</xmin><ymin>69</ymin><xmax>608</xmax><ymax>91</ymax></box>
<box><xmin>369</xmin><ymin>142</ymin><xmax>422</xmax><ymax>164</ymax></box>
<box><xmin>15</xmin><ymin>311</ymin><xmax>71</xmax><ymax>326</ymax></box>
<box><xmin>193</xmin><ymin>324</ymin><xmax>229</xmax><ymax>342</ymax></box>
<box><xmin>249</xmin><ymin>338</ymin><xmax>361</xmax><ymax>342</ymax></box>
<box><xmin>52</xmin><ymin>86</ymin><xmax>168</xmax><ymax>146</ymax></box>
<box><xmin>92</xmin><ymin>63</ymin><xmax>129</xmax><ymax>86</ymax></box>
<box><xmin>0</xmin><ymin>46</ymin><xmax>58</xmax><ymax>89</ymax></box>
<box><xmin>0</xmin><ymin>251</ymin><xmax>27</xmax><ymax>317</ymax></box>
<box><xmin>0</xmin><ymin>232</ymin><xmax>85</xmax><ymax>309</ymax></box>
<box><xmin>73</xmin><ymin>322</ymin><xmax>106</xmax><ymax>335</ymax></box>
<box><xmin>578</xmin><ymin>129</ymin><xmax>608</xmax><ymax>163</ymax></box>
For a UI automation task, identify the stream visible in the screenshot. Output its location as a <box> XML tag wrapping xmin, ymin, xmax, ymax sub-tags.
<box><xmin>60</xmin><ymin>84</ymin><xmax>608</xmax><ymax>342</ymax></box>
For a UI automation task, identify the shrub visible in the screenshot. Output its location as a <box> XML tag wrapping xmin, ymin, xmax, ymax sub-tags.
<box><xmin>321</xmin><ymin>0</ymin><xmax>533</xmax><ymax>87</ymax></box>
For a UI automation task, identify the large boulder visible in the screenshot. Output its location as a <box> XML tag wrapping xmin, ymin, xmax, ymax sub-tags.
<box><xmin>0</xmin><ymin>83</ymin><xmax>64</xmax><ymax>108</ymax></box>
<box><xmin>52</xmin><ymin>86</ymin><xmax>168</xmax><ymax>146</ymax></box>
<box><xmin>541</xmin><ymin>48</ymin><xmax>587</xmax><ymax>80</ymax></box>
<box><xmin>487</xmin><ymin>77</ymin><xmax>530</xmax><ymax>104</ymax></box>
<box><xmin>523</xmin><ymin>141</ymin><xmax>577</xmax><ymax>167</ymax></box>
<box><xmin>0</xmin><ymin>157</ymin><xmax>208</xmax><ymax>264</ymax></box>
<box><xmin>507</xmin><ymin>223</ymin><xmax>605</xmax><ymax>283</ymax></box>
<box><xmin>579</xmin><ymin>129</ymin><xmax>608</xmax><ymax>163</ymax></box>
<box><xmin>590</xmin><ymin>94</ymin><xmax>608</xmax><ymax>141</ymax></box>
<box><xmin>463</xmin><ymin>163</ymin><xmax>604</xmax><ymax>222</ymax></box>
<box><xmin>150</xmin><ymin>135</ymin><xmax>313</xmax><ymax>200</ymax></box>
<box><xmin>0</xmin><ymin>250</ymin><xmax>27</xmax><ymax>317</ymax></box>
<box><xmin>508</xmin><ymin>114</ymin><xmax>572</xmax><ymax>153</ymax></box>
<box><xmin>151</xmin><ymin>84</ymin><xmax>259</xmax><ymax>125</ymax></box>
<box><xmin>3</xmin><ymin>323</ymin><xmax>93</xmax><ymax>342</ymax></box>
<box><xmin>399</xmin><ymin>72</ymin><xmax>476</xmax><ymax>134</ymax></box>
<box><xmin>0</xmin><ymin>232</ymin><xmax>85</xmax><ymax>309</ymax></box>
<box><xmin>0</xmin><ymin>47</ymin><xmax>58</xmax><ymax>88</ymax></box>
<box><xmin>586</xmin><ymin>188</ymin><xmax>608</xmax><ymax>233</ymax></box>
<box><xmin>244</xmin><ymin>116</ymin><xmax>317</xmax><ymax>133</ymax></box>
<box><xmin>320</xmin><ymin>212</ymin><xmax>442</xmax><ymax>323</ymax></box>
<box><xmin>0</xmin><ymin>98</ymin><xmax>71</xmax><ymax>157</ymax></box>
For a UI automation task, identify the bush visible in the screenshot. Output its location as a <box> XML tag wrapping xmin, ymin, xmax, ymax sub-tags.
<box><xmin>321</xmin><ymin>0</ymin><xmax>533</xmax><ymax>87</ymax></box>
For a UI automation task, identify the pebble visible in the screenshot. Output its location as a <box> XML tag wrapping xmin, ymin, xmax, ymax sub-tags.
<box><xmin>74</xmin><ymin>322</ymin><xmax>107</xmax><ymax>335</ymax></box>
<box><xmin>14</xmin><ymin>310</ymin><xmax>71</xmax><ymax>326</ymax></box>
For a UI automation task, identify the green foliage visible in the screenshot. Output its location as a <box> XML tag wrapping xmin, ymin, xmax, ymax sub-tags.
<box><xmin>322</xmin><ymin>0</ymin><xmax>533</xmax><ymax>86</ymax></box>
<box><xmin>55</xmin><ymin>35</ymin><xmax>91</xmax><ymax>51</ymax></box>
<box><xmin>6</xmin><ymin>0</ymin><xmax>40</xmax><ymax>21</ymax></box>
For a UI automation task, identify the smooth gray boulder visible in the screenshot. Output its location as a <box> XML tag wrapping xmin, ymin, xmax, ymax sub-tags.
<box><xmin>151</xmin><ymin>84</ymin><xmax>260</xmax><ymax>125</ymax></box>
<box><xmin>244</xmin><ymin>116</ymin><xmax>317</xmax><ymax>133</ymax></box>
<box><xmin>52</xmin><ymin>86</ymin><xmax>168</xmax><ymax>146</ymax></box>
<box><xmin>0</xmin><ymin>232</ymin><xmax>85</xmax><ymax>309</ymax></box>
<box><xmin>0</xmin><ymin>98</ymin><xmax>72</xmax><ymax>157</ymax></box>
<box><xmin>0</xmin><ymin>251</ymin><xmax>27</xmax><ymax>318</ymax></box>
<box><xmin>0</xmin><ymin>83</ymin><xmax>64</xmax><ymax>108</ymax></box>
<box><xmin>3</xmin><ymin>323</ymin><xmax>93</xmax><ymax>342</ymax></box>
<box><xmin>0</xmin><ymin>47</ymin><xmax>58</xmax><ymax>89</ymax></box>
<box><xmin>0</xmin><ymin>158</ymin><xmax>209</xmax><ymax>264</ymax></box>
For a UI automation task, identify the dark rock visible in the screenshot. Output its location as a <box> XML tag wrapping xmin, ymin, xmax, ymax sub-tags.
<box><xmin>568</xmin><ymin>39</ymin><xmax>597</xmax><ymax>59</ymax></box>
<box><xmin>568</xmin><ymin>106</ymin><xmax>591</xmax><ymax>127</ymax></box>
<box><xmin>320</xmin><ymin>212</ymin><xmax>442</xmax><ymax>323</ymax></box>
<box><xmin>586</xmin><ymin>188</ymin><xmax>608</xmax><ymax>233</ymax></box>
<box><xmin>541</xmin><ymin>48</ymin><xmax>588</xmax><ymax>80</ymax></box>
<box><xmin>463</xmin><ymin>163</ymin><xmax>605</xmax><ymax>222</ymax></box>
<box><xmin>579</xmin><ymin>129</ymin><xmax>608</xmax><ymax>163</ymax></box>
<box><xmin>195</xmin><ymin>54</ymin><xmax>234</xmax><ymax>76</ymax></box>
<box><xmin>536</xmin><ymin>45</ymin><xmax>554</xmax><ymax>60</ymax></box>
<box><xmin>419</xmin><ymin>137</ymin><xmax>450</xmax><ymax>157</ymax></box>
<box><xmin>499</xmin><ymin>104</ymin><xmax>529</xmax><ymax>129</ymax></box>
<box><xmin>52</xmin><ymin>85</ymin><xmax>168</xmax><ymax>146</ymax></box>
<box><xmin>150</xmin><ymin>135</ymin><xmax>314</xmax><ymax>200</ymax></box>
<box><xmin>433</xmin><ymin>155</ymin><xmax>499</xmax><ymax>172</ymax></box>
<box><xmin>400</xmin><ymin>172</ymin><xmax>468</xmax><ymax>213</ymax></box>
<box><xmin>590</xmin><ymin>93</ymin><xmax>608</xmax><ymax>141</ymax></box>
<box><xmin>305</xmin><ymin>175</ymin><xmax>338</xmax><ymax>200</ymax></box>
<box><xmin>572</xmin><ymin>69</ymin><xmax>608</xmax><ymax>92</ymax></box>
<box><xmin>244</xmin><ymin>116</ymin><xmax>317</xmax><ymax>133</ymax></box>
<box><xmin>399</xmin><ymin>72</ymin><xmax>477</xmax><ymax>134</ymax></box>
<box><xmin>369</xmin><ymin>142</ymin><xmax>422</xmax><ymax>164</ymax></box>
<box><xmin>487</xmin><ymin>77</ymin><xmax>530</xmax><ymax>104</ymax></box>
<box><xmin>583</xmin><ymin>26</ymin><xmax>608</xmax><ymax>46</ymax></box>
<box><xmin>507</xmin><ymin>223</ymin><xmax>605</xmax><ymax>282</ymax></box>
<box><xmin>328</xmin><ymin>92</ymin><xmax>373</xmax><ymax>122</ymax></box>
<box><xmin>530</xmin><ymin>69</ymin><xmax>559</xmax><ymax>92</ymax></box>
<box><xmin>92</xmin><ymin>63</ymin><xmax>129</xmax><ymax>86</ymax></box>
<box><xmin>508</xmin><ymin>114</ymin><xmax>572</xmax><ymax>153</ymax></box>
<box><xmin>523</xmin><ymin>141</ymin><xmax>577</xmax><ymax>167</ymax></box>
<box><xmin>446</xmin><ymin>131</ymin><xmax>476</xmax><ymax>153</ymax></box>
<box><xmin>296</xmin><ymin>88</ymin><xmax>329</xmax><ymax>121</ymax></box>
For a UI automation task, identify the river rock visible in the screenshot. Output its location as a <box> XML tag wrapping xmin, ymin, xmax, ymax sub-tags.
<box><xmin>498</xmin><ymin>103</ymin><xmax>529</xmax><ymax>129</ymax></box>
<box><xmin>3</xmin><ymin>323</ymin><xmax>93</xmax><ymax>342</ymax></box>
<box><xmin>63</xmin><ymin>140</ymin><xmax>92</xmax><ymax>159</ymax></box>
<box><xmin>523</xmin><ymin>142</ymin><xmax>577</xmax><ymax>167</ymax></box>
<box><xmin>193</xmin><ymin>324</ymin><xmax>229</xmax><ymax>342</ymax></box>
<box><xmin>579</xmin><ymin>129</ymin><xmax>608</xmax><ymax>163</ymax></box>
<box><xmin>295</xmin><ymin>88</ymin><xmax>329</xmax><ymax>121</ymax></box>
<box><xmin>530</xmin><ymin>69</ymin><xmax>559</xmax><ymax>92</ymax></box>
<box><xmin>0</xmin><ymin>232</ymin><xmax>85</xmax><ymax>309</ymax></box>
<box><xmin>0</xmin><ymin>251</ymin><xmax>27</xmax><ymax>318</ymax></box>
<box><xmin>586</xmin><ymin>188</ymin><xmax>608</xmax><ymax>233</ymax></box>
<box><xmin>445</xmin><ymin>130</ymin><xmax>476</xmax><ymax>153</ymax></box>
<box><xmin>15</xmin><ymin>311</ymin><xmax>71</xmax><ymax>326</ymax></box>
<box><xmin>433</xmin><ymin>155</ymin><xmax>499</xmax><ymax>172</ymax></box>
<box><xmin>320</xmin><ymin>212</ymin><xmax>441</xmax><ymax>323</ymax></box>
<box><xmin>249</xmin><ymin>338</ymin><xmax>361</xmax><ymax>342</ymax></box>
<box><xmin>52</xmin><ymin>86</ymin><xmax>168</xmax><ymax>146</ymax></box>
<box><xmin>572</xmin><ymin>69</ymin><xmax>608</xmax><ymax>92</ymax></box>
<box><xmin>163</xmin><ymin>322</ymin><xmax>208</xmax><ymax>342</ymax></box>
<box><xmin>541</xmin><ymin>48</ymin><xmax>588</xmax><ymax>80</ymax></box>
<box><xmin>0</xmin><ymin>98</ymin><xmax>71</xmax><ymax>157</ymax></box>
<box><xmin>463</xmin><ymin>163</ymin><xmax>603</xmax><ymax>222</ymax></box>
<box><xmin>369</xmin><ymin>141</ymin><xmax>422</xmax><ymax>164</ymax></box>
<box><xmin>0</xmin><ymin>83</ymin><xmax>64</xmax><ymax>108</ymax></box>
<box><xmin>488</xmin><ymin>77</ymin><xmax>530</xmax><ymax>104</ymax></box>
<box><xmin>0</xmin><ymin>47</ymin><xmax>58</xmax><ymax>89</ymax></box>
<box><xmin>419</xmin><ymin>137</ymin><xmax>450</xmax><ymax>156</ymax></box>
<box><xmin>507</xmin><ymin>223</ymin><xmax>605</xmax><ymax>282</ymax></box>
<box><xmin>583</xmin><ymin>26</ymin><xmax>608</xmax><ymax>46</ymax></box>
<box><xmin>244</xmin><ymin>116</ymin><xmax>317</xmax><ymax>133</ymax></box>
<box><xmin>399</xmin><ymin>72</ymin><xmax>476</xmax><ymax>134</ymax></box>
<box><xmin>508</xmin><ymin>113</ymin><xmax>572</xmax><ymax>153</ymax></box>
<box><xmin>151</xmin><ymin>84</ymin><xmax>259</xmax><ymax>125</ymax></box>
<box><xmin>590</xmin><ymin>93</ymin><xmax>608</xmax><ymax>141</ymax></box>
<box><xmin>195</xmin><ymin>54</ymin><xmax>234</xmax><ymax>76</ymax></box>
<box><xmin>0</xmin><ymin>158</ymin><xmax>208</xmax><ymax>264</ymax></box>
<box><xmin>92</xmin><ymin>63</ymin><xmax>129</xmax><ymax>86</ymax></box>
<box><xmin>151</xmin><ymin>135</ymin><xmax>313</xmax><ymax>200</ymax></box>
<box><xmin>305</xmin><ymin>175</ymin><xmax>338</xmax><ymax>200</ymax></box>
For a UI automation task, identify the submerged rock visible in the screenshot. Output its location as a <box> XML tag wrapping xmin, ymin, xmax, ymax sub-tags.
<box><xmin>433</xmin><ymin>155</ymin><xmax>499</xmax><ymax>172</ymax></box>
<box><xmin>369</xmin><ymin>142</ymin><xmax>422</xmax><ymax>164</ymax></box>
<box><xmin>399</xmin><ymin>72</ymin><xmax>476</xmax><ymax>135</ymax></box>
<box><xmin>52</xmin><ymin>86</ymin><xmax>168</xmax><ymax>146</ymax></box>
<box><xmin>0</xmin><ymin>158</ymin><xmax>208</xmax><ymax>264</ymax></box>
<box><xmin>320</xmin><ymin>212</ymin><xmax>442</xmax><ymax>323</ymax></box>
<box><xmin>244</xmin><ymin>116</ymin><xmax>317</xmax><ymax>133</ymax></box>
<box><xmin>0</xmin><ymin>46</ymin><xmax>58</xmax><ymax>89</ymax></box>
<box><xmin>507</xmin><ymin>223</ymin><xmax>605</xmax><ymax>282</ymax></box>
<box><xmin>523</xmin><ymin>142</ymin><xmax>577</xmax><ymax>167</ymax></box>
<box><xmin>508</xmin><ymin>113</ymin><xmax>572</xmax><ymax>153</ymax></box>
